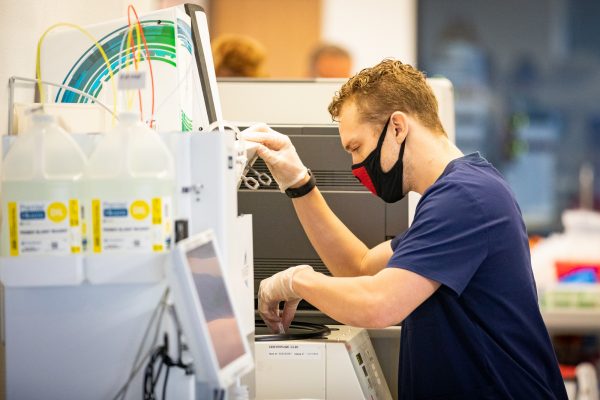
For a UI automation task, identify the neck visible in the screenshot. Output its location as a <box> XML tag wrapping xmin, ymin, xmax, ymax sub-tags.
<box><xmin>406</xmin><ymin>129</ymin><xmax>463</xmax><ymax>195</ymax></box>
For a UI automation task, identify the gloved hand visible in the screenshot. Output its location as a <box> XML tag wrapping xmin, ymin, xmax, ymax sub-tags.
<box><xmin>258</xmin><ymin>264</ymin><xmax>314</xmax><ymax>333</ymax></box>
<box><xmin>240</xmin><ymin>123</ymin><xmax>308</xmax><ymax>192</ymax></box>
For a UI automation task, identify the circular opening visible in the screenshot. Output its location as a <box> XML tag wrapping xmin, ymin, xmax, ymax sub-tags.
<box><xmin>255</xmin><ymin>320</ymin><xmax>331</xmax><ymax>342</ymax></box>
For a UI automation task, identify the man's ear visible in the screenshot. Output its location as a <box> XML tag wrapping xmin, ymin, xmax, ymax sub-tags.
<box><xmin>390</xmin><ymin>111</ymin><xmax>409</xmax><ymax>144</ymax></box>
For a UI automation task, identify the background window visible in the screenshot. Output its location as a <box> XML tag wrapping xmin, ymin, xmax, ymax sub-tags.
<box><xmin>419</xmin><ymin>0</ymin><xmax>600</xmax><ymax>234</ymax></box>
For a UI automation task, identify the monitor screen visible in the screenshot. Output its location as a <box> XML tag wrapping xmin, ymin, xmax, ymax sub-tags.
<box><xmin>186</xmin><ymin>242</ymin><xmax>246</xmax><ymax>368</ymax></box>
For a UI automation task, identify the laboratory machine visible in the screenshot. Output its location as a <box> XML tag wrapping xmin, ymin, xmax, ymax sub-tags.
<box><xmin>255</xmin><ymin>324</ymin><xmax>393</xmax><ymax>400</ymax></box>
<box><xmin>1</xmin><ymin>4</ymin><xmax>258</xmax><ymax>399</ymax></box>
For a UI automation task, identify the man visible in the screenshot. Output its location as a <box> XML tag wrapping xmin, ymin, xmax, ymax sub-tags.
<box><xmin>242</xmin><ymin>59</ymin><xmax>567</xmax><ymax>399</ymax></box>
<box><xmin>308</xmin><ymin>43</ymin><xmax>353</xmax><ymax>78</ymax></box>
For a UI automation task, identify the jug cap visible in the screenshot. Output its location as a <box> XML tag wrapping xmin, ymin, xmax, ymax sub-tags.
<box><xmin>118</xmin><ymin>112</ymin><xmax>142</xmax><ymax>123</ymax></box>
<box><xmin>30</xmin><ymin>112</ymin><xmax>56</xmax><ymax>124</ymax></box>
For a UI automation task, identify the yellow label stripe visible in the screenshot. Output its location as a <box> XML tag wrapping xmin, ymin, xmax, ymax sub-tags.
<box><xmin>69</xmin><ymin>199</ymin><xmax>79</xmax><ymax>227</ymax></box>
<box><xmin>152</xmin><ymin>198</ymin><xmax>162</xmax><ymax>225</ymax></box>
<box><xmin>8</xmin><ymin>202</ymin><xmax>19</xmax><ymax>257</ymax></box>
<box><xmin>92</xmin><ymin>199</ymin><xmax>101</xmax><ymax>253</ymax></box>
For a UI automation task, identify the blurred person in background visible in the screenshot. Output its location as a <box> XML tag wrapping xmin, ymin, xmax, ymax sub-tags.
<box><xmin>212</xmin><ymin>34</ymin><xmax>267</xmax><ymax>77</ymax></box>
<box><xmin>308</xmin><ymin>43</ymin><xmax>352</xmax><ymax>78</ymax></box>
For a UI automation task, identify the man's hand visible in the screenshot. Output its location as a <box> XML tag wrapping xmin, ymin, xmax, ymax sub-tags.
<box><xmin>258</xmin><ymin>265</ymin><xmax>314</xmax><ymax>333</ymax></box>
<box><xmin>240</xmin><ymin>124</ymin><xmax>308</xmax><ymax>191</ymax></box>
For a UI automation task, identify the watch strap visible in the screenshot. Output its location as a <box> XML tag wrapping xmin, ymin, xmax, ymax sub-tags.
<box><xmin>285</xmin><ymin>169</ymin><xmax>316</xmax><ymax>198</ymax></box>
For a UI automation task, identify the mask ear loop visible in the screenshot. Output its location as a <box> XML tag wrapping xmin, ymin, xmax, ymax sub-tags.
<box><xmin>378</xmin><ymin>119</ymin><xmax>391</xmax><ymax>146</ymax></box>
<box><xmin>379</xmin><ymin>117</ymin><xmax>410</xmax><ymax>177</ymax></box>
<box><xmin>375</xmin><ymin>118</ymin><xmax>393</xmax><ymax>173</ymax></box>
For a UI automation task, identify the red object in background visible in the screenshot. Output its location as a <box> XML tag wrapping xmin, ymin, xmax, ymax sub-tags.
<box><xmin>555</xmin><ymin>261</ymin><xmax>600</xmax><ymax>282</ymax></box>
<box><xmin>560</xmin><ymin>364</ymin><xmax>577</xmax><ymax>380</ymax></box>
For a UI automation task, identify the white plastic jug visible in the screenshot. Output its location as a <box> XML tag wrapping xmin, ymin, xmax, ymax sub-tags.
<box><xmin>1</xmin><ymin>113</ymin><xmax>87</xmax><ymax>256</ymax></box>
<box><xmin>84</xmin><ymin>112</ymin><xmax>175</xmax><ymax>253</ymax></box>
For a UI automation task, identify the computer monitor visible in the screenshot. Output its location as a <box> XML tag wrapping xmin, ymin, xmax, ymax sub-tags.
<box><xmin>184</xmin><ymin>3</ymin><xmax>223</xmax><ymax>125</ymax></box>
<box><xmin>168</xmin><ymin>230</ymin><xmax>253</xmax><ymax>387</ymax></box>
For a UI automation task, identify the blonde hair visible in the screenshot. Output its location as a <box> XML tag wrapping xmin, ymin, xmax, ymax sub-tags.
<box><xmin>328</xmin><ymin>59</ymin><xmax>445</xmax><ymax>134</ymax></box>
<box><xmin>212</xmin><ymin>34</ymin><xmax>267</xmax><ymax>78</ymax></box>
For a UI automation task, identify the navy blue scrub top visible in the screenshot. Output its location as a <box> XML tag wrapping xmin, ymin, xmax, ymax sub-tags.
<box><xmin>389</xmin><ymin>153</ymin><xmax>567</xmax><ymax>399</ymax></box>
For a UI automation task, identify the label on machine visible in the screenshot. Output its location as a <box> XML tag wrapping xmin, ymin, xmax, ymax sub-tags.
<box><xmin>118</xmin><ymin>71</ymin><xmax>147</xmax><ymax>90</ymax></box>
<box><xmin>90</xmin><ymin>197</ymin><xmax>172</xmax><ymax>253</ymax></box>
<box><xmin>263</xmin><ymin>344</ymin><xmax>323</xmax><ymax>360</ymax></box>
<box><xmin>7</xmin><ymin>199</ymin><xmax>82</xmax><ymax>256</ymax></box>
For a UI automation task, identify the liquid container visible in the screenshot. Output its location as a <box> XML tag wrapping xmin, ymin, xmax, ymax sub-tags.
<box><xmin>84</xmin><ymin>112</ymin><xmax>175</xmax><ymax>254</ymax></box>
<box><xmin>1</xmin><ymin>113</ymin><xmax>87</xmax><ymax>256</ymax></box>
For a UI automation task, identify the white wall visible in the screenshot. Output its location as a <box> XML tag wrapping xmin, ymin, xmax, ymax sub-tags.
<box><xmin>321</xmin><ymin>0</ymin><xmax>417</xmax><ymax>73</ymax></box>
<box><xmin>0</xmin><ymin>0</ymin><xmax>156</xmax><ymax>135</ymax></box>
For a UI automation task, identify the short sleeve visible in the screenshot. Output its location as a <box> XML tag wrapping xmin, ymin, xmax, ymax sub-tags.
<box><xmin>388</xmin><ymin>182</ymin><xmax>488</xmax><ymax>296</ymax></box>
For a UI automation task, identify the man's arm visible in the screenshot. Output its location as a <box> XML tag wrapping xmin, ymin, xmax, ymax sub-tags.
<box><xmin>241</xmin><ymin>126</ymin><xmax>393</xmax><ymax>277</ymax></box>
<box><xmin>293</xmin><ymin>267</ymin><xmax>440</xmax><ymax>328</ymax></box>
<box><xmin>291</xmin><ymin>183</ymin><xmax>393</xmax><ymax>277</ymax></box>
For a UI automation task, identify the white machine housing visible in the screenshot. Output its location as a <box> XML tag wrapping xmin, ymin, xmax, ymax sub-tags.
<box><xmin>255</xmin><ymin>325</ymin><xmax>393</xmax><ymax>400</ymax></box>
<box><xmin>166</xmin><ymin>131</ymin><xmax>255</xmax><ymax>337</ymax></box>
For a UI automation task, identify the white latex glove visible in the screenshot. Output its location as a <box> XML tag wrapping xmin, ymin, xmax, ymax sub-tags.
<box><xmin>258</xmin><ymin>265</ymin><xmax>314</xmax><ymax>333</ymax></box>
<box><xmin>240</xmin><ymin>123</ymin><xmax>308</xmax><ymax>192</ymax></box>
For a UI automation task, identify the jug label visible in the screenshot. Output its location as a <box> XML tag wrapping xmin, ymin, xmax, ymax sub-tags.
<box><xmin>91</xmin><ymin>197</ymin><xmax>172</xmax><ymax>253</ymax></box>
<box><xmin>7</xmin><ymin>199</ymin><xmax>82</xmax><ymax>256</ymax></box>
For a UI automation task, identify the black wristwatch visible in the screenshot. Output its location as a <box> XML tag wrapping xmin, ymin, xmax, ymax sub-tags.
<box><xmin>285</xmin><ymin>169</ymin><xmax>316</xmax><ymax>198</ymax></box>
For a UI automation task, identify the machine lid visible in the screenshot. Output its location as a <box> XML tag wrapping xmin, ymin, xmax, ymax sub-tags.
<box><xmin>255</xmin><ymin>320</ymin><xmax>331</xmax><ymax>342</ymax></box>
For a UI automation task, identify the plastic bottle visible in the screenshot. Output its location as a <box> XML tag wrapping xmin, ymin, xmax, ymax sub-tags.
<box><xmin>1</xmin><ymin>113</ymin><xmax>86</xmax><ymax>256</ymax></box>
<box><xmin>84</xmin><ymin>112</ymin><xmax>175</xmax><ymax>254</ymax></box>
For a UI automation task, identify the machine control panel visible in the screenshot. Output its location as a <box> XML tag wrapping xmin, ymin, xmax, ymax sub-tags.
<box><xmin>327</xmin><ymin>326</ymin><xmax>393</xmax><ymax>400</ymax></box>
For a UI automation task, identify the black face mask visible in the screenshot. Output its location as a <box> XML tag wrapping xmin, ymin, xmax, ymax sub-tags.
<box><xmin>351</xmin><ymin>119</ymin><xmax>407</xmax><ymax>203</ymax></box>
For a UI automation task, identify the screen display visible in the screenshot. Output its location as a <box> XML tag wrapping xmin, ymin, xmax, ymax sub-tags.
<box><xmin>186</xmin><ymin>242</ymin><xmax>246</xmax><ymax>368</ymax></box>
